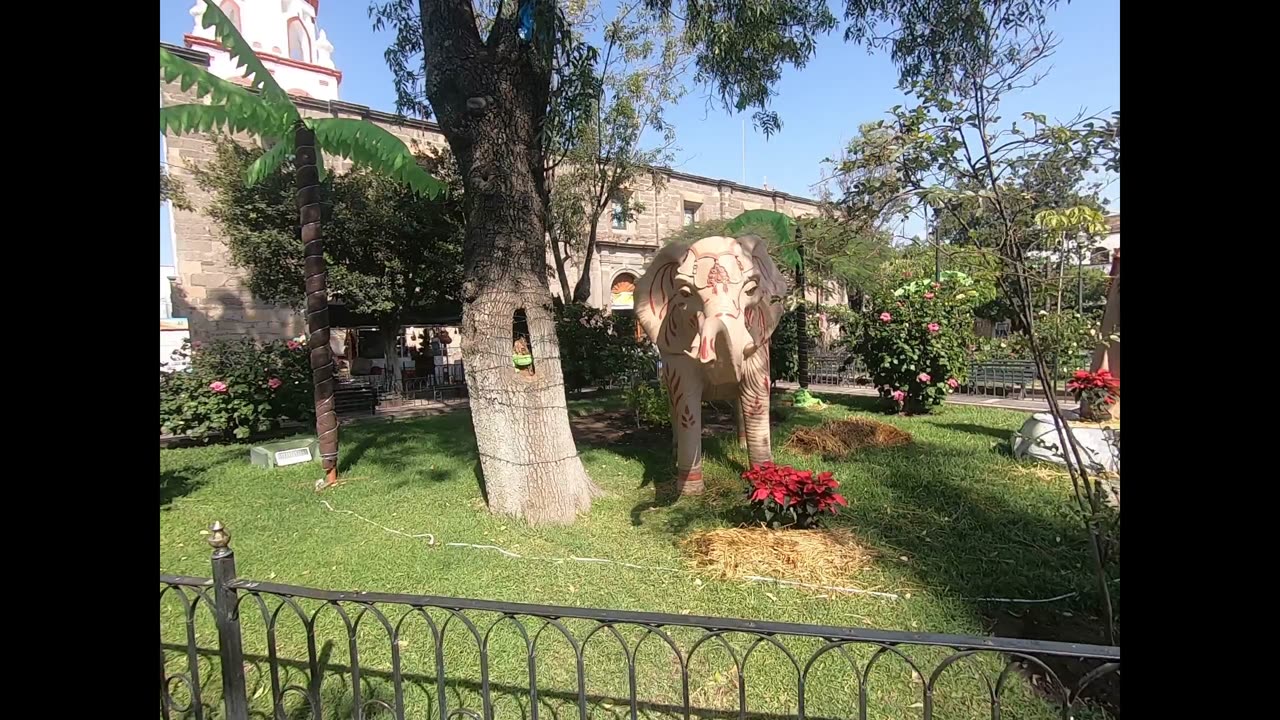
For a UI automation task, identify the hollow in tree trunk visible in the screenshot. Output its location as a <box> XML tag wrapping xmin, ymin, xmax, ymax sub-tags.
<box><xmin>295</xmin><ymin>124</ymin><xmax>339</xmax><ymax>487</ymax></box>
<box><xmin>419</xmin><ymin>13</ymin><xmax>599</xmax><ymax>523</ymax></box>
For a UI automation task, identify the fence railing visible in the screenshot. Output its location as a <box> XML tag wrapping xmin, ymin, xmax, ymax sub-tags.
<box><xmin>161</xmin><ymin>522</ymin><xmax>1120</xmax><ymax>720</ymax></box>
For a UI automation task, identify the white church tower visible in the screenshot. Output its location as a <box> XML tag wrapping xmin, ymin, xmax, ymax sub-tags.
<box><xmin>185</xmin><ymin>1</ymin><xmax>341</xmax><ymax>101</ymax></box>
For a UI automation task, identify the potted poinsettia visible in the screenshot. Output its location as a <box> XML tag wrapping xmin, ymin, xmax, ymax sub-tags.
<box><xmin>1068</xmin><ymin>369</ymin><xmax>1119</xmax><ymax>421</ymax></box>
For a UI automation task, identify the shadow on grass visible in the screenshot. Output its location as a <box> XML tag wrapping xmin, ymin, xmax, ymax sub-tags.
<box><xmin>926</xmin><ymin>421</ymin><xmax>1017</xmax><ymax>442</ymax></box>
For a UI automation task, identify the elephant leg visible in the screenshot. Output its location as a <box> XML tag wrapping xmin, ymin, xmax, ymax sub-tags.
<box><xmin>735</xmin><ymin>399</ymin><xmax>748</xmax><ymax>450</ymax></box>
<box><xmin>665</xmin><ymin>357</ymin><xmax>705</xmax><ymax>495</ymax></box>
<box><xmin>740</xmin><ymin>349</ymin><xmax>774</xmax><ymax>468</ymax></box>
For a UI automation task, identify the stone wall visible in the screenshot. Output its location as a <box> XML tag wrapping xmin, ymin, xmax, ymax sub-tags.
<box><xmin>160</xmin><ymin>43</ymin><xmax>823</xmax><ymax>341</ymax></box>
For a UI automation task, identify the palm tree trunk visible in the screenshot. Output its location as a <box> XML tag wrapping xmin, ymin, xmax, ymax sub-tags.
<box><xmin>795</xmin><ymin>243</ymin><xmax>809</xmax><ymax>389</ymax></box>
<box><xmin>295</xmin><ymin>124</ymin><xmax>339</xmax><ymax>488</ymax></box>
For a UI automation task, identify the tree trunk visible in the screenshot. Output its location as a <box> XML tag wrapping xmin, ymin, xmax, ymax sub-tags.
<box><xmin>295</xmin><ymin>124</ymin><xmax>339</xmax><ymax>488</ymax></box>
<box><xmin>379</xmin><ymin>321</ymin><xmax>404</xmax><ymax>393</ymax></box>
<box><xmin>571</xmin><ymin>217</ymin><xmax>601</xmax><ymax>304</ymax></box>
<box><xmin>795</xmin><ymin>244</ymin><xmax>809</xmax><ymax>388</ymax></box>
<box><xmin>548</xmin><ymin>231</ymin><xmax>574</xmax><ymax>301</ymax></box>
<box><xmin>419</xmin><ymin>9</ymin><xmax>599</xmax><ymax>523</ymax></box>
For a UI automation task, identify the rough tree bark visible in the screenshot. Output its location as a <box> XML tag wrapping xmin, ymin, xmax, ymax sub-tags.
<box><xmin>421</xmin><ymin>0</ymin><xmax>599</xmax><ymax>524</ymax></box>
<box><xmin>379</xmin><ymin>320</ymin><xmax>405</xmax><ymax>392</ymax></box>
<box><xmin>295</xmin><ymin>124</ymin><xmax>339</xmax><ymax>487</ymax></box>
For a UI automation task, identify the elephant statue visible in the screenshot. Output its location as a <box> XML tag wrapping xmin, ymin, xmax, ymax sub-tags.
<box><xmin>635</xmin><ymin>234</ymin><xmax>787</xmax><ymax>495</ymax></box>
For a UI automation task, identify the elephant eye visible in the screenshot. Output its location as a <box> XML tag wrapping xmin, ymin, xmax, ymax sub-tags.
<box><xmin>743</xmin><ymin>281</ymin><xmax>759</xmax><ymax>297</ymax></box>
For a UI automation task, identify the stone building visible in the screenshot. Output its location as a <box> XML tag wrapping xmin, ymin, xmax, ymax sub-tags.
<box><xmin>160</xmin><ymin>0</ymin><xmax>823</xmax><ymax>344</ymax></box>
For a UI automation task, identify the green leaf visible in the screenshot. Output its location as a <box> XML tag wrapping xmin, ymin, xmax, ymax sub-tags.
<box><xmin>198</xmin><ymin>0</ymin><xmax>295</xmax><ymax>116</ymax></box>
<box><xmin>159</xmin><ymin>49</ymin><xmax>289</xmax><ymax>137</ymax></box>
<box><xmin>160</xmin><ymin>103</ymin><xmax>285</xmax><ymax>138</ymax></box>
<box><xmin>727</xmin><ymin>209</ymin><xmax>803</xmax><ymax>268</ymax></box>
<box><xmin>308</xmin><ymin>118</ymin><xmax>447</xmax><ymax>198</ymax></box>
<box><xmin>245</xmin><ymin>135</ymin><xmax>297</xmax><ymax>187</ymax></box>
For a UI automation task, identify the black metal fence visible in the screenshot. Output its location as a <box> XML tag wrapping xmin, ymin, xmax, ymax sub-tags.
<box><xmin>161</xmin><ymin>523</ymin><xmax>1120</xmax><ymax>720</ymax></box>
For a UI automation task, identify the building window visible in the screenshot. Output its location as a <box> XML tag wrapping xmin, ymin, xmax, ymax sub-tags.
<box><xmin>220</xmin><ymin>1</ymin><xmax>241</xmax><ymax>31</ymax></box>
<box><xmin>611</xmin><ymin>200</ymin><xmax>627</xmax><ymax>230</ymax></box>
<box><xmin>287</xmin><ymin>18</ymin><xmax>310</xmax><ymax>62</ymax></box>
<box><xmin>683</xmin><ymin>202</ymin><xmax>699</xmax><ymax>226</ymax></box>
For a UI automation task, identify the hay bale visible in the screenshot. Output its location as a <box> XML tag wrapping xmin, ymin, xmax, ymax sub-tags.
<box><xmin>681</xmin><ymin>527</ymin><xmax>874</xmax><ymax>587</ymax></box>
<box><xmin>785</xmin><ymin>418</ymin><xmax>913</xmax><ymax>457</ymax></box>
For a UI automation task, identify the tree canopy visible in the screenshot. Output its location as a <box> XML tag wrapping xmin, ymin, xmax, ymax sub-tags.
<box><xmin>191</xmin><ymin>137</ymin><xmax>466</xmax><ymax>325</ymax></box>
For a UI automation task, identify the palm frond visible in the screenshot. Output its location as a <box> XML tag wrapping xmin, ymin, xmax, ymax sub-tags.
<box><xmin>160</xmin><ymin>49</ymin><xmax>290</xmax><ymax>137</ymax></box>
<box><xmin>198</xmin><ymin>0</ymin><xmax>295</xmax><ymax>116</ymax></box>
<box><xmin>309</xmin><ymin>118</ymin><xmax>447</xmax><ymax>198</ymax></box>
<box><xmin>727</xmin><ymin>210</ymin><xmax>800</xmax><ymax>268</ymax></box>
<box><xmin>245</xmin><ymin>136</ymin><xmax>298</xmax><ymax>187</ymax></box>
<box><xmin>161</xmin><ymin>104</ymin><xmax>289</xmax><ymax>138</ymax></box>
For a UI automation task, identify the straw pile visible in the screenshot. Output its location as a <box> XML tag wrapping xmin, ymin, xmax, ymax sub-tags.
<box><xmin>681</xmin><ymin>527</ymin><xmax>875</xmax><ymax>587</ymax></box>
<box><xmin>785</xmin><ymin>418</ymin><xmax>913</xmax><ymax>457</ymax></box>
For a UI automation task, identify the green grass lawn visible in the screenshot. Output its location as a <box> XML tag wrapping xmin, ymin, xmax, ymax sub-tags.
<box><xmin>160</xmin><ymin>392</ymin><xmax>1119</xmax><ymax>719</ymax></box>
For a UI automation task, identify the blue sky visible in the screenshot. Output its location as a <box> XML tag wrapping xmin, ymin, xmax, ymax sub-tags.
<box><xmin>160</xmin><ymin>0</ymin><xmax>1118</xmax><ymax>265</ymax></box>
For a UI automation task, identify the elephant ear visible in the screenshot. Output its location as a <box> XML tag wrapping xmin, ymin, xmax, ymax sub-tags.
<box><xmin>736</xmin><ymin>234</ymin><xmax>787</xmax><ymax>343</ymax></box>
<box><xmin>636</xmin><ymin>244</ymin><xmax>697</xmax><ymax>353</ymax></box>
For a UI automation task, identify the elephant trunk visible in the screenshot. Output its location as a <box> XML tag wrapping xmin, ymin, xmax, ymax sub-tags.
<box><xmin>696</xmin><ymin>314</ymin><xmax>749</xmax><ymax>382</ymax></box>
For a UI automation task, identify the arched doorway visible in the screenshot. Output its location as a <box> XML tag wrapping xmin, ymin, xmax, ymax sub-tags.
<box><xmin>610</xmin><ymin>272</ymin><xmax>644</xmax><ymax>341</ymax></box>
<box><xmin>610</xmin><ymin>272</ymin><xmax>636</xmax><ymax>311</ymax></box>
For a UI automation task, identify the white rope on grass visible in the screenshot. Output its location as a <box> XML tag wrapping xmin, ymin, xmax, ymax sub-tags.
<box><xmin>320</xmin><ymin>500</ymin><xmax>436</xmax><ymax>545</ymax></box>
<box><xmin>964</xmin><ymin>591</ymin><xmax>1079</xmax><ymax>604</ymax></box>
<box><xmin>320</xmin><ymin>499</ymin><xmax>911</xmax><ymax>599</ymax></box>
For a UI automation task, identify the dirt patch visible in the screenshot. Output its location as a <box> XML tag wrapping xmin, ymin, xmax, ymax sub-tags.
<box><xmin>785</xmin><ymin>418</ymin><xmax>913</xmax><ymax>458</ymax></box>
<box><xmin>988</xmin><ymin>606</ymin><xmax>1121</xmax><ymax>718</ymax></box>
<box><xmin>681</xmin><ymin>527</ymin><xmax>875</xmax><ymax>588</ymax></box>
<box><xmin>570</xmin><ymin>409</ymin><xmax>736</xmax><ymax>447</ymax></box>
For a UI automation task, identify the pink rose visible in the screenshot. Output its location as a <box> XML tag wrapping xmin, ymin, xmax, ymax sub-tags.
<box><xmin>928</xmin><ymin>322</ymin><xmax>941</xmax><ymax>333</ymax></box>
<box><xmin>879</xmin><ymin>312</ymin><xmax>892</xmax><ymax>322</ymax></box>
<box><xmin>947</xmin><ymin>378</ymin><xmax>959</xmax><ymax>389</ymax></box>
<box><xmin>917</xmin><ymin>372</ymin><xmax>931</xmax><ymax>383</ymax></box>
<box><xmin>209</xmin><ymin>381</ymin><xmax>228</xmax><ymax>393</ymax></box>
<box><xmin>924</xmin><ymin>292</ymin><xmax>935</xmax><ymax>299</ymax></box>
<box><xmin>268</xmin><ymin>378</ymin><xmax>283</xmax><ymax>390</ymax></box>
<box><xmin>891</xmin><ymin>390</ymin><xmax>906</xmax><ymax>403</ymax></box>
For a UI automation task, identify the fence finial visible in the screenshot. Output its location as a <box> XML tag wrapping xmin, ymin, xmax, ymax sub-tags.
<box><xmin>208</xmin><ymin>521</ymin><xmax>231</xmax><ymax>550</ymax></box>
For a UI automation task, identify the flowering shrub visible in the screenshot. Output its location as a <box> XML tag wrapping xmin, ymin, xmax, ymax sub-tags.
<box><xmin>160</xmin><ymin>338</ymin><xmax>313</xmax><ymax>440</ymax></box>
<box><xmin>743</xmin><ymin>462</ymin><xmax>847</xmax><ymax>529</ymax></box>
<box><xmin>856</xmin><ymin>271</ymin><xmax>980</xmax><ymax>413</ymax></box>
<box><xmin>1067</xmin><ymin>369</ymin><xmax>1119</xmax><ymax>420</ymax></box>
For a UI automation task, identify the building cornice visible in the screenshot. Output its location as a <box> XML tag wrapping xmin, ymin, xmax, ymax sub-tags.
<box><xmin>159</xmin><ymin>42</ymin><xmax>819</xmax><ymax>206</ymax></box>
<box><xmin>184</xmin><ymin>35</ymin><xmax>343</xmax><ymax>82</ymax></box>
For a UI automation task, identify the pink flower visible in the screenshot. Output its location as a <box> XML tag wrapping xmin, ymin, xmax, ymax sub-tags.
<box><xmin>932</xmin><ymin>282</ymin><xmax>941</xmax><ymax>289</ymax></box>
<box><xmin>268</xmin><ymin>378</ymin><xmax>283</xmax><ymax>390</ymax></box>
<box><xmin>287</xmin><ymin>340</ymin><xmax>303</xmax><ymax>351</ymax></box>
<box><xmin>879</xmin><ymin>312</ymin><xmax>892</xmax><ymax>322</ymax></box>
<box><xmin>917</xmin><ymin>372</ymin><xmax>931</xmax><ymax>383</ymax></box>
<box><xmin>891</xmin><ymin>390</ymin><xmax>906</xmax><ymax>403</ymax></box>
<box><xmin>924</xmin><ymin>292</ymin><xmax>935</xmax><ymax>299</ymax></box>
<box><xmin>947</xmin><ymin>378</ymin><xmax>959</xmax><ymax>389</ymax></box>
<box><xmin>209</xmin><ymin>381</ymin><xmax>228</xmax><ymax>393</ymax></box>
<box><xmin>927</xmin><ymin>322</ymin><xmax>941</xmax><ymax>333</ymax></box>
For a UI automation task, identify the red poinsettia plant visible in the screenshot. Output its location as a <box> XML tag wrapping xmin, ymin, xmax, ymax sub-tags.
<box><xmin>743</xmin><ymin>462</ymin><xmax>848</xmax><ymax>529</ymax></box>
<box><xmin>1067</xmin><ymin>368</ymin><xmax>1120</xmax><ymax>420</ymax></box>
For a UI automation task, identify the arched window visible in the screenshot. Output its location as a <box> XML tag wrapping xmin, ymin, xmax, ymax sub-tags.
<box><xmin>219</xmin><ymin>1</ymin><xmax>241</xmax><ymax>31</ymax></box>
<box><xmin>287</xmin><ymin>18</ymin><xmax>310</xmax><ymax>62</ymax></box>
<box><xmin>610</xmin><ymin>273</ymin><xmax>636</xmax><ymax>310</ymax></box>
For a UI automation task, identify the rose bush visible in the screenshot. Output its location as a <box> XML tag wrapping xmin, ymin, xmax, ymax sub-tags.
<box><xmin>856</xmin><ymin>270</ymin><xmax>980</xmax><ymax>413</ymax></box>
<box><xmin>744</xmin><ymin>462</ymin><xmax>847</xmax><ymax>529</ymax></box>
<box><xmin>160</xmin><ymin>338</ymin><xmax>313</xmax><ymax>440</ymax></box>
